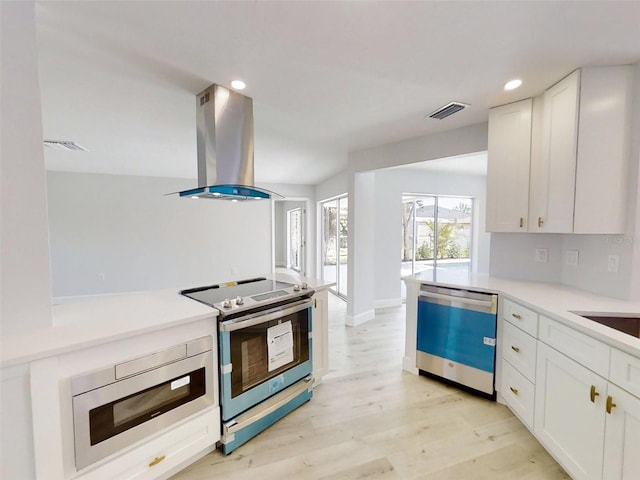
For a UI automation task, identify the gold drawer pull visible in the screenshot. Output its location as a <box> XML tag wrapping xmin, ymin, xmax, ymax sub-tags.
<box><xmin>511</xmin><ymin>313</ymin><xmax>522</xmax><ymax>320</ymax></box>
<box><xmin>509</xmin><ymin>387</ymin><xmax>519</xmax><ymax>395</ymax></box>
<box><xmin>590</xmin><ymin>385</ymin><xmax>600</xmax><ymax>403</ymax></box>
<box><xmin>538</xmin><ymin>216</ymin><xmax>544</xmax><ymax>228</ymax></box>
<box><xmin>149</xmin><ymin>455</ymin><xmax>166</xmax><ymax>467</ymax></box>
<box><xmin>606</xmin><ymin>396</ymin><xmax>617</xmax><ymax>414</ymax></box>
<box><xmin>511</xmin><ymin>345</ymin><xmax>520</xmax><ymax>353</ymax></box>
<box><xmin>519</xmin><ymin>217</ymin><xmax>524</xmax><ymax>228</ymax></box>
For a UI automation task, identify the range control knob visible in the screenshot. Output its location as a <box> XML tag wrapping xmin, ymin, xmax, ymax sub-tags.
<box><xmin>235</xmin><ymin>296</ymin><xmax>244</xmax><ymax>306</ymax></box>
<box><xmin>222</xmin><ymin>298</ymin><xmax>233</xmax><ymax>309</ymax></box>
<box><xmin>293</xmin><ymin>284</ymin><xmax>301</xmax><ymax>292</ymax></box>
<box><xmin>301</xmin><ymin>282</ymin><xmax>309</xmax><ymax>290</ymax></box>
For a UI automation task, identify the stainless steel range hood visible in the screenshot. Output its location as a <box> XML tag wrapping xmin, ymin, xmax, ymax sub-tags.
<box><xmin>178</xmin><ymin>84</ymin><xmax>278</xmax><ymax>200</ymax></box>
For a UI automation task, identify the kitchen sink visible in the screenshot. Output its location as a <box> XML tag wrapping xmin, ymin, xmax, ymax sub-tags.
<box><xmin>572</xmin><ymin>312</ymin><xmax>640</xmax><ymax>339</ymax></box>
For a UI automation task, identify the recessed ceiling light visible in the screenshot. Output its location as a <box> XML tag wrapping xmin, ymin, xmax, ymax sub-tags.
<box><xmin>230</xmin><ymin>80</ymin><xmax>246</xmax><ymax>90</ymax></box>
<box><xmin>504</xmin><ymin>79</ymin><xmax>522</xmax><ymax>91</ymax></box>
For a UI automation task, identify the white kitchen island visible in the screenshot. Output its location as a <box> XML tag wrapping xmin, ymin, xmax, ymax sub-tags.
<box><xmin>0</xmin><ymin>274</ymin><xmax>334</xmax><ymax>480</ymax></box>
<box><xmin>403</xmin><ymin>271</ymin><xmax>640</xmax><ymax>480</ymax></box>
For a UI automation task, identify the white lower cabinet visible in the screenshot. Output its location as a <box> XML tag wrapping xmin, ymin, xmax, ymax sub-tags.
<box><xmin>603</xmin><ymin>384</ymin><xmax>640</xmax><ymax>480</ymax></box>
<box><xmin>75</xmin><ymin>408</ymin><xmax>219</xmax><ymax>480</ymax></box>
<box><xmin>534</xmin><ymin>342</ymin><xmax>607</xmax><ymax>480</ymax></box>
<box><xmin>312</xmin><ymin>289</ymin><xmax>329</xmax><ymax>385</ymax></box>
<box><xmin>501</xmin><ymin>359</ymin><xmax>535</xmax><ymax>428</ymax></box>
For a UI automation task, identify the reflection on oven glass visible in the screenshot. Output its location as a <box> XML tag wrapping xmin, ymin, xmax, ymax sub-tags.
<box><xmin>241</xmin><ymin>336</ymin><xmax>268</xmax><ymax>391</ymax></box>
<box><xmin>113</xmin><ymin>382</ymin><xmax>191</xmax><ymax>427</ymax></box>
<box><xmin>230</xmin><ymin>314</ymin><xmax>309</xmax><ymax>398</ymax></box>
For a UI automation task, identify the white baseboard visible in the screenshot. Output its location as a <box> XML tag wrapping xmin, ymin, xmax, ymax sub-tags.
<box><xmin>374</xmin><ymin>298</ymin><xmax>402</xmax><ymax>309</ymax></box>
<box><xmin>402</xmin><ymin>356</ymin><xmax>419</xmax><ymax>374</ymax></box>
<box><xmin>345</xmin><ymin>309</ymin><xmax>375</xmax><ymax>327</ymax></box>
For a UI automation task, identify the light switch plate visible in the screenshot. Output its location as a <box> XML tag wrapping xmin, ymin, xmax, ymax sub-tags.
<box><xmin>565</xmin><ymin>250</ymin><xmax>579</xmax><ymax>266</ymax></box>
<box><xmin>608</xmin><ymin>255</ymin><xmax>620</xmax><ymax>273</ymax></box>
<box><xmin>535</xmin><ymin>248</ymin><xmax>548</xmax><ymax>263</ymax></box>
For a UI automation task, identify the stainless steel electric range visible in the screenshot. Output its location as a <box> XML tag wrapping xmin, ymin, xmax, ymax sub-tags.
<box><xmin>181</xmin><ymin>277</ymin><xmax>315</xmax><ymax>454</ymax></box>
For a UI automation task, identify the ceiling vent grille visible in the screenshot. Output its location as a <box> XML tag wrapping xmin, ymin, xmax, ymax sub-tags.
<box><xmin>428</xmin><ymin>101</ymin><xmax>470</xmax><ymax>120</ymax></box>
<box><xmin>43</xmin><ymin>140</ymin><xmax>88</xmax><ymax>151</ymax></box>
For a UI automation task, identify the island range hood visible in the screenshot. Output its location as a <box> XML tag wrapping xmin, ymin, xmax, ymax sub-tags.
<box><xmin>178</xmin><ymin>84</ymin><xmax>279</xmax><ymax>200</ymax></box>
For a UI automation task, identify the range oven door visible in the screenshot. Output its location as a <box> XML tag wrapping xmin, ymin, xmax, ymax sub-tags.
<box><xmin>218</xmin><ymin>299</ymin><xmax>312</xmax><ymax>421</ymax></box>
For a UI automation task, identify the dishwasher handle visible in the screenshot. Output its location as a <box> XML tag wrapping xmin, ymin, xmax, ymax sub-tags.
<box><xmin>419</xmin><ymin>290</ymin><xmax>495</xmax><ymax>310</ymax></box>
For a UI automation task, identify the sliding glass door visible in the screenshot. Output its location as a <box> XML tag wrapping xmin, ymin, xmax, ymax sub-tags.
<box><xmin>320</xmin><ymin>195</ymin><xmax>348</xmax><ymax>298</ymax></box>
<box><xmin>402</xmin><ymin>194</ymin><xmax>473</xmax><ymax>293</ymax></box>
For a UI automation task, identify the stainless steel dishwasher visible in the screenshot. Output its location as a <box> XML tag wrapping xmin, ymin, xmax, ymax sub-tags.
<box><xmin>416</xmin><ymin>284</ymin><xmax>498</xmax><ymax>398</ymax></box>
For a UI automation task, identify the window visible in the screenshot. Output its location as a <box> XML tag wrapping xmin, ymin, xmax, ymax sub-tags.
<box><xmin>402</xmin><ymin>194</ymin><xmax>473</xmax><ymax>289</ymax></box>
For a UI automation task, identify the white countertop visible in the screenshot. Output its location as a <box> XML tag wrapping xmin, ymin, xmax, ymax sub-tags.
<box><xmin>1</xmin><ymin>289</ymin><xmax>217</xmax><ymax>368</ymax></box>
<box><xmin>404</xmin><ymin>270</ymin><xmax>640</xmax><ymax>358</ymax></box>
<box><xmin>1</xmin><ymin>273</ymin><xmax>334</xmax><ymax>369</ymax></box>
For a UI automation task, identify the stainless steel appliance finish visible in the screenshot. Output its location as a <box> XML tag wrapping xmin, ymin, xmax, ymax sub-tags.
<box><xmin>180</xmin><ymin>277</ymin><xmax>315</xmax><ymax>454</ymax></box>
<box><xmin>176</xmin><ymin>84</ymin><xmax>280</xmax><ymax>200</ymax></box>
<box><xmin>181</xmin><ymin>277</ymin><xmax>313</xmax><ymax>317</ymax></box>
<box><xmin>71</xmin><ymin>337</ymin><xmax>215</xmax><ymax>470</ymax></box>
<box><xmin>416</xmin><ymin>285</ymin><xmax>498</xmax><ymax>397</ymax></box>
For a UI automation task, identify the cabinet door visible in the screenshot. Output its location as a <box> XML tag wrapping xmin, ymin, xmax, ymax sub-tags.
<box><xmin>530</xmin><ymin>69</ymin><xmax>580</xmax><ymax>233</ymax></box>
<box><xmin>312</xmin><ymin>290</ymin><xmax>329</xmax><ymax>384</ymax></box>
<box><xmin>486</xmin><ymin>98</ymin><xmax>532</xmax><ymax>232</ymax></box>
<box><xmin>535</xmin><ymin>342</ymin><xmax>606</xmax><ymax>480</ymax></box>
<box><xmin>603</xmin><ymin>383</ymin><xmax>640</xmax><ymax>480</ymax></box>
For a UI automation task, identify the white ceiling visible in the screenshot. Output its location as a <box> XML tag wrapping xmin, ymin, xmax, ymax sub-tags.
<box><xmin>35</xmin><ymin>1</ymin><xmax>640</xmax><ymax>186</ymax></box>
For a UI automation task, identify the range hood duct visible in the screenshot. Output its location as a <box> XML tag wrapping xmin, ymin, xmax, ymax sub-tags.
<box><xmin>178</xmin><ymin>84</ymin><xmax>279</xmax><ymax>200</ymax></box>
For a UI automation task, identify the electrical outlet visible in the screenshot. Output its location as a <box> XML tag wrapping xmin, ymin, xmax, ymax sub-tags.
<box><xmin>607</xmin><ymin>255</ymin><xmax>620</xmax><ymax>273</ymax></box>
<box><xmin>565</xmin><ymin>250</ymin><xmax>579</xmax><ymax>266</ymax></box>
<box><xmin>535</xmin><ymin>248</ymin><xmax>548</xmax><ymax>263</ymax></box>
<box><xmin>97</xmin><ymin>273</ymin><xmax>106</xmax><ymax>281</ymax></box>
<box><xmin>231</xmin><ymin>266</ymin><xmax>239</xmax><ymax>275</ymax></box>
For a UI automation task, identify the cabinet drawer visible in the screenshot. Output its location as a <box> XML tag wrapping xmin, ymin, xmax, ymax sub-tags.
<box><xmin>538</xmin><ymin>316</ymin><xmax>610</xmax><ymax>377</ymax></box>
<box><xmin>503</xmin><ymin>299</ymin><xmax>538</xmax><ymax>337</ymax></box>
<box><xmin>77</xmin><ymin>408</ymin><xmax>219</xmax><ymax>480</ymax></box>
<box><xmin>501</xmin><ymin>359</ymin><xmax>535</xmax><ymax>429</ymax></box>
<box><xmin>610</xmin><ymin>348</ymin><xmax>640</xmax><ymax>399</ymax></box>
<box><xmin>502</xmin><ymin>320</ymin><xmax>537</xmax><ymax>382</ymax></box>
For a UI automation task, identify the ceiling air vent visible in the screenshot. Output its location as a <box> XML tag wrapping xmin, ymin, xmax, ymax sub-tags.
<box><xmin>428</xmin><ymin>101</ymin><xmax>470</xmax><ymax>120</ymax></box>
<box><xmin>43</xmin><ymin>140</ymin><xmax>88</xmax><ymax>151</ymax></box>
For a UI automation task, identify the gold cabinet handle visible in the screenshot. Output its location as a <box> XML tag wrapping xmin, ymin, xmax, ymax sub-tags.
<box><xmin>538</xmin><ymin>216</ymin><xmax>544</xmax><ymax>228</ymax></box>
<box><xmin>606</xmin><ymin>395</ymin><xmax>617</xmax><ymax>414</ymax></box>
<box><xmin>511</xmin><ymin>345</ymin><xmax>520</xmax><ymax>353</ymax></box>
<box><xmin>590</xmin><ymin>385</ymin><xmax>600</xmax><ymax>403</ymax></box>
<box><xmin>509</xmin><ymin>386</ymin><xmax>519</xmax><ymax>395</ymax></box>
<box><xmin>149</xmin><ymin>455</ymin><xmax>166</xmax><ymax>467</ymax></box>
<box><xmin>511</xmin><ymin>313</ymin><xmax>522</xmax><ymax>320</ymax></box>
<box><xmin>519</xmin><ymin>217</ymin><xmax>524</xmax><ymax>228</ymax></box>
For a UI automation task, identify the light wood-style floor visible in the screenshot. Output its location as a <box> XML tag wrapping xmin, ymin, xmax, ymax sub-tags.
<box><xmin>171</xmin><ymin>295</ymin><xmax>569</xmax><ymax>480</ymax></box>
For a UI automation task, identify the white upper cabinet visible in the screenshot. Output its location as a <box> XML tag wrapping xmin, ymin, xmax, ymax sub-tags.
<box><xmin>487</xmin><ymin>65</ymin><xmax>633</xmax><ymax>234</ymax></box>
<box><xmin>573</xmin><ymin>66</ymin><xmax>633</xmax><ymax>234</ymax></box>
<box><xmin>530</xmin><ymin>70</ymin><xmax>580</xmax><ymax>233</ymax></box>
<box><xmin>486</xmin><ymin>98</ymin><xmax>532</xmax><ymax>232</ymax></box>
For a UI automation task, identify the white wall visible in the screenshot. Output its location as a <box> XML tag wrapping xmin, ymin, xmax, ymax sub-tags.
<box><xmin>373</xmin><ymin>168</ymin><xmax>490</xmax><ymax>305</ymax></box>
<box><xmin>345</xmin><ymin>123</ymin><xmax>489</xmax><ymax>320</ymax></box>
<box><xmin>47</xmin><ymin>172</ymin><xmax>273</xmax><ymax>300</ymax></box>
<box><xmin>1</xmin><ymin>0</ymin><xmax>53</xmax><ymax>335</ymax></box>
<box><xmin>315</xmin><ymin>171</ymin><xmax>348</xmax><ymax>203</ymax></box>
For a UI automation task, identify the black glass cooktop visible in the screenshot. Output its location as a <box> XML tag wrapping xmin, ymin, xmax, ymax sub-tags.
<box><xmin>180</xmin><ymin>277</ymin><xmax>295</xmax><ymax>307</ymax></box>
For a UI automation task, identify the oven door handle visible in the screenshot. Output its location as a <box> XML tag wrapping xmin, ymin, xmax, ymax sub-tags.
<box><xmin>219</xmin><ymin>299</ymin><xmax>313</xmax><ymax>331</ymax></box>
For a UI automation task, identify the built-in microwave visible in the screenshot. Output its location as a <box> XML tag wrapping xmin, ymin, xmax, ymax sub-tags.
<box><xmin>71</xmin><ymin>336</ymin><xmax>214</xmax><ymax>470</ymax></box>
